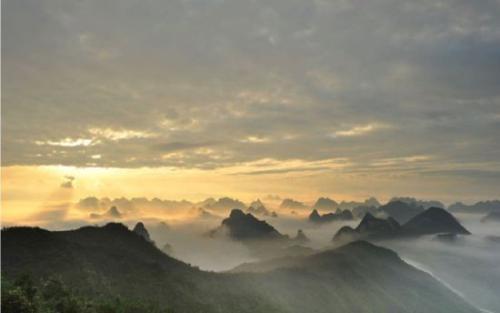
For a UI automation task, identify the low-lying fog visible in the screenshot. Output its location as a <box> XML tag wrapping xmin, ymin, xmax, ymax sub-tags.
<box><xmin>144</xmin><ymin>213</ymin><xmax>358</xmax><ymax>271</ymax></box>
<box><xmin>378</xmin><ymin>214</ymin><xmax>500</xmax><ymax>313</ymax></box>
<box><xmin>143</xmin><ymin>212</ymin><xmax>499</xmax><ymax>312</ymax></box>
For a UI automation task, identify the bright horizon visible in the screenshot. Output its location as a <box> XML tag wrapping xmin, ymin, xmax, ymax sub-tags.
<box><xmin>2</xmin><ymin>163</ymin><xmax>497</xmax><ymax>227</ymax></box>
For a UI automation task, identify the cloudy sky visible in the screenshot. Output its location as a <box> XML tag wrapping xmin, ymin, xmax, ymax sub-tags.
<box><xmin>2</xmin><ymin>0</ymin><xmax>500</xmax><ymax>223</ymax></box>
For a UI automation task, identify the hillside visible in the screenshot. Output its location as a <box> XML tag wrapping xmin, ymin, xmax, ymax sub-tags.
<box><xmin>2</xmin><ymin>224</ymin><xmax>480</xmax><ymax>313</ymax></box>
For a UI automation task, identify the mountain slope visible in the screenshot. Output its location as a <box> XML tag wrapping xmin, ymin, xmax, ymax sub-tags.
<box><xmin>2</xmin><ymin>224</ymin><xmax>480</xmax><ymax>313</ymax></box>
<box><xmin>231</xmin><ymin>241</ymin><xmax>479</xmax><ymax>313</ymax></box>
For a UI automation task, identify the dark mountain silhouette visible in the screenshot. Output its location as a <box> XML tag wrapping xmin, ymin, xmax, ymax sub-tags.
<box><xmin>210</xmin><ymin>209</ymin><xmax>285</xmax><ymax>241</ymax></box>
<box><xmin>378</xmin><ymin>200</ymin><xmax>425</xmax><ymax>224</ymax></box>
<box><xmin>312</xmin><ymin>197</ymin><xmax>338</xmax><ymax>210</ymax></box>
<box><xmin>333</xmin><ymin>213</ymin><xmax>400</xmax><ymax>242</ymax></box>
<box><xmin>357</xmin><ymin>213</ymin><xmax>400</xmax><ymax>234</ymax></box>
<box><xmin>133</xmin><ymin>222</ymin><xmax>153</xmax><ymax>242</ymax></box>
<box><xmin>448</xmin><ymin>200</ymin><xmax>500</xmax><ymax>214</ymax></box>
<box><xmin>333</xmin><ymin>207</ymin><xmax>470</xmax><ymax>244</ymax></box>
<box><xmin>2</xmin><ymin>225</ymin><xmax>479</xmax><ymax>313</ymax></box>
<box><xmin>481</xmin><ymin>211</ymin><xmax>500</xmax><ymax>223</ymax></box>
<box><xmin>402</xmin><ymin>207</ymin><xmax>470</xmax><ymax>235</ymax></box>
<box><xmin>309</xmin><ymin>209</ymin><xmax>353</xmax><ymax>223</ymax></box>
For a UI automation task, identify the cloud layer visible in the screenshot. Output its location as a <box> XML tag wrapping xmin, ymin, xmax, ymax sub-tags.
<box><xmin>2</xmin><ymin>0</ymin><xmax>500</xmax><ymax>192</ymax></box>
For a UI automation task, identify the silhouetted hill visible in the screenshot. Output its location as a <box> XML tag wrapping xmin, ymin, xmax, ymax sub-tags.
<box><xmin>309</xmin><ymin>209</ymin><xmax>353</xmax><ymax>223</ymax></box>
<box><xmin>210</xmin><ymin>209</ymin><xmax>285</xmax><ymax>241</ymax></box>
<box><xmin>1</xmin><ymin>225</ymin><xmax>480</xmax><ymax>313</ymax></box>
<box><xmin>333</xmin><ymin>208</ymin><xmax>470</xmax><ymax>244</ymax></box>
<box><xmin>333</xmin><ymin>213</ymin><xmax>400</xmax><ymax>242</ymax></box>
<box><xmin>312</xmin><ymin>197</ymin><xmax>338</xmax><ymax>210</ymax></box>
<box><xmin>133</xmin><ymin>222</ymin><xmax>153</xmax><ymax>242</ymax></box>
<box><xmin>402</xmin><ymin>207</ymin><xmax>470</xmax><ymax>235</ymax></box>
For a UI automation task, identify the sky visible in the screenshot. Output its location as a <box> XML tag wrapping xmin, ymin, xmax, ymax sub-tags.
<box><xmin>2</xmin><ymin>0</ymin><xmax>500</xmax><ymax>225</ymax></box>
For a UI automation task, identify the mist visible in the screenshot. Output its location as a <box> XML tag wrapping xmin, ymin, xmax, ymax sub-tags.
<box><xmin>142</xmin><ymin>209</ymin><xmax>500</xmax><ymax>312</ymax></box>
<box><xmin>377</xmin><ymin>214</ymin><xmax>500</xmax><ymax>313</ymax></box>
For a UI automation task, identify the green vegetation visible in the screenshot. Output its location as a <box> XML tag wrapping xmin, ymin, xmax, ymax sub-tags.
<box><xmin>1</xmin><ymin>274</ymin><xmax>172</xmax><ymax>313</ymax></box>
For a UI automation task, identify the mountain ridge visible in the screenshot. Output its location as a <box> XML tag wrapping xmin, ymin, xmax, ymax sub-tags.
<box><xmin>2</xmin><ymin>223</ymin><xmax>480</xmax><ymax>313</ymax></box>
<box><xmin>333</xmin><ymin>207</ymin><xmax>470</xmax><ymax>244</ymax></box>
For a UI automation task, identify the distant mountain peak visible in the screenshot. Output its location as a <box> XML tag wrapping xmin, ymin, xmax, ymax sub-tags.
<box><xmin>213</xmin><ymin>209</ymin><xmax>285</xmax><ymax>241</ymax></box>
<box><xmin>133</xmin><ymin>222</ymin><xmax>153</xmax><ymax>242</ymax></box>
<box><xmin>309</xmin><ymin>209</ymin><xmax>353</xmax><ymax>224</ymax></box>
<box><xmin>247</xmin><ymin>200</ymin><xmax>276</xmax><ymax>217</ymax></box>
<box><xmin>403</xmin><ymin>207</ymin><xmax>470</xmax><ymax>235</ymax></box>
<box><xmin>312</xmin><ymin>197</ymin><xmax>338</xmax><ymax>210</ymax></box>
<box><xmin>108</xmin><ymin>206</ymin><xmax>122</xmax><ymax>217</ymax></box>
<box><xmin>333</xmin><ymin>207</ymin><xmax>470</xmax><ymax>244</ymax></box>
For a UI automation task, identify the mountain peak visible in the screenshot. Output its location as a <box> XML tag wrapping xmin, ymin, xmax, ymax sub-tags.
<box><xmin>133</xmin><ymin>222</ymin><xmax>153</xmax><ymax>242</ymax></box>
<box><xmin>216</xmin><ymin>209</ymin><xmax>284</xmax><ymax>241</ymax></box>
<box><xmin>312</xmin><ymin>197</ymin><xmax>338</xmax><ymax>210</ymax></box>
<box><xmin>309</xmin><ymin>209</ymin><xmax>353</xmax><ymax>224</ymax></box>
<box><xmin>229</xmin><ymin>208</ymin><xmax>247</xmax><ymax>218</ymax></box>
<box><xmin>402</xmin><ymin>207</ymin><xmax>471</xmax><ymax>235</ymax></box>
